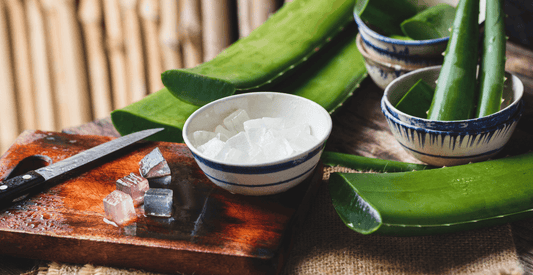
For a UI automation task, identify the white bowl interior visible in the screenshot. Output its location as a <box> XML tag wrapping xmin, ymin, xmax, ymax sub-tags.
<box><xmin>183</xmin><ymin>92</ymin><xmax>332</xmax><ymax>164</ymax></box>
<box><xmin>384</xmin><ymin>66</ymin><xmax>522</xmax><ymax>120</ymax></box>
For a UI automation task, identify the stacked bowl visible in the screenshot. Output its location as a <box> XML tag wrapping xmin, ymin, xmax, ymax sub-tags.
<box><xmin>354</xmin><ymin>0</ymin><xmax>486</xmax><ymax>89</ymax></box>
<box><xmin>381</xmin><ymin>66</ymin><xmax>524</xmax><ymax>167</ymax></box>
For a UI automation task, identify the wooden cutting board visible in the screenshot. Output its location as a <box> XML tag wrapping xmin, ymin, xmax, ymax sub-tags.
<box><xmin>0</xmin><ymin>130</ymin><xmax>323</xmax><ymax>275</ymax></box>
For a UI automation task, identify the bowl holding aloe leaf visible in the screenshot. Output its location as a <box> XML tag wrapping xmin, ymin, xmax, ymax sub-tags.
<box><xmin>380</xmin><ymin>0</ymin><xmax>522</xmax><ymax>167</ymax></box>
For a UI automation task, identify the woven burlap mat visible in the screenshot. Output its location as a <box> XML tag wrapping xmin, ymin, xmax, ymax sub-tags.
<box><xmin>37</xmin><ymin>167</ymin><xmax>524</xmax><ymax>275</ymax></box>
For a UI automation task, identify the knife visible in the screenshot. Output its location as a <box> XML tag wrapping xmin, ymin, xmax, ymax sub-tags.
<box><xmin>0</xmin><ymin>128</ymin><xmax>164</xmax><ymax>205</ymax></box>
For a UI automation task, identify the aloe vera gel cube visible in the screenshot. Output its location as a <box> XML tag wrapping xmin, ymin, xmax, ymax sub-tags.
<box><xmin>103</xmin><ymin>190</ymin><xmax>136</xmax><ymax>226</ymax></box>
<box><xmin>144</xmin><ymin>188</ymin><xmax>173</xmax><ymax>217</ymax></box>
<box><xmin>116</xmin><ymin>173</ymin><xmax>149</xmax><ymax>206</ymax></box>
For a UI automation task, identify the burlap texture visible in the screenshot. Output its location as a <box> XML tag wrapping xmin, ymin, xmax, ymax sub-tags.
<box><xmin>36</xmin><ymin>167</ymin><xmax>524</xmax><ymax>275</ymax></box>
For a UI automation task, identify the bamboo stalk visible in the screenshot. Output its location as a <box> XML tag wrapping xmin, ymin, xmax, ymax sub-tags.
<box><xmin>79</xmin><ymin>0</ymin><xmax>113</xmax><ymax>119</ymax></box>
<box><xmin>200</xmin><ymin>0</ymin><xmax>233</xmax><ymax>62</ymax></box>
<box><xmin>140</xmin><ymin>0</ymin><xmax>164</xmax><ymax>93</ymax></box>
<box><xmin>102</xmin><ymin>0</ymin><xmax>129</xmax><ymax>109</ymax></box>
<box><xmin>180</xmin><ymin>0</ymin><xmax>203</xmax><ymax>67</ymax></box>
<box><xmin>0</xmin><ymin>0</ymin><xmax>19</xmax><ymax>153</ymax></box>
<box><xmin>42</xmin><ymin>0</ymin><xmax>92</xmax><ymax>129</ymax></box>
<box><xmin>159</xmin><ymin>0</ymin><xmax>182</xmax><ymax>70</ymax></box>
<box><xmin>120</xmin><ymin>0</ymin><xmax>147</xmax><ymax>103</ymax></box>
<box><xmin>26</xmin><ymin>0</ymin><xmax>56</xmax><ymax>131</ymax></box>
<box><xmin>236</xmin><ymin>0</ymin><xmax>251</xmax><ymax>38</ymax></box>
<box><xmin>5</xmin><ymin>0</ymin><xmax>36</xmax><ymax>131</ymax></box>
<box><xmin>250</xmin><ymin>0</ymin><xmax>278</xmax><ymax>30</ymax></box>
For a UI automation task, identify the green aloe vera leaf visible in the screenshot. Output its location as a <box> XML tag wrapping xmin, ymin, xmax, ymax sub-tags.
<box><xmin>389</xmin><ymin>35</ymin><xmax>413</xmax><ymax>41</ymax></box>
<box><xmin>401</xmin><ymin>3</ymin><xmax>456</xmax><ymax>40</ymax></box>
<box><xmin>270</xmin><ymin>23</ymin><xmax>367</xmax><ymax>113</ymax></box>
<box><xmin>476</xmin><ymin>0</ymin><xmax>506</xmax><ymax>117</ymax></box>
<box><xmin>354</xmin><ymin>0</ymin><xmax>418</xmax><ymax>36</ymax></box>
<box><xmin>111</xmin><ymin>30</ymin><xmax>369</xmax><ymax>142</ymax></box>
<box><xmin>111</xmin><ymin>88</ymin><xmax>199</xmax><ymax>143</ymax></box>
<box><xmin>427</xmin><ymin>0</ymin><xmax>480</xmax><ymax>121</ymax></box>
<box><xmin>329</xmin><ymin>152</ymin><xmax>533</xmax><ymax>236</ymax></box>
<box><xmin>321</xmin><ymin>151</ymin><xmax>433</xmax><ymax>172</ymax></box>
<box><xmin>162</xmin><ymin>0</ymin><xmax>356</xmax><ymax>106</ymax></box>
<box><xmin>394</xmin><ymin>79</ymin><xmax>435</xmax><ymax>118</ymax></box>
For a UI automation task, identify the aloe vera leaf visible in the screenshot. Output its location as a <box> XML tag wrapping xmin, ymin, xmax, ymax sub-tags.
<box><xmin>476</xmin><ymin>0</ymin><xmax>506</xmax><ymax>118</ymax></box>
<box><xmin>426</xmin><ymin>0</ymin><xmax>480</xmax><ymax>121</ymax></box>
<box><xmin>270</xmin><ymin>23</ymin><xmax>367</xmax><ymax>113</ymax></box>
<box><xmin>321</xmin><ymin>151</ymin><xmax>432</xmax><ymax>172</ymax></box>
<box><xmin>329</xmin><ymin>152</ymin><xmax>533</xmax><ymax>236</ymax></box>
<box><xmin>394</xmin><ymin>79</ymin><xmax>435</xmax><ymax>118</ymax></box>
<box><xmin>162</xmin><ymin>0</ymin><xmax>356</xmax><ymax>106</ymax></box>
<box><xmin>400</xmin><ymin>4</ymin><xmax>456</xmax><ymax>40</ymax></box>
<box><xmin>111</xmin><ymin>30</ymin><xmax>369</xmax><ymax>142</ymax></box>
<box><xmin>111</xmin><ymin>88</ymin><xmax>199</xmax><ymax>143</ymax></box>
<box><xmin>354</xmin><ymin>0</ymin><xmax>418</xmax><ymax>36</ymax></box>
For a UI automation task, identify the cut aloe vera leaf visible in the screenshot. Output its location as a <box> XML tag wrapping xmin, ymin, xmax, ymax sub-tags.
<box><xmin>162</xmin><ymin>0</ymin><xmax>356</xmax><ymax>106</ymax></box>
<box><xmin>401</xmin><ymin>3</ymin><xmax>456</xmax><ymax>40</ymax></box>
<box><xmin>111</xmin><ymin>88</ymin><xmax>199</xmax><ymax>143</ymax></box>
<box><xmin>321</xmin><ymin>151</ymin><xmax>432</xmax><ymax>172</ymax></box>
<box><xmin>329</xmin><ymin>152</ymin><xmax>533</xmax><ymax>236</ymax></box>
<box><xmin>354</xmin><ymin>0</ymin><xmax>418</xmax><ymax>36</ymax></box>
<box><xmin>476</xmin><ymin>0</ymin><xmax>506</xmax><ymax>118</ymax></box>
<box><xmin>111</xmin><ymin>29</ymin><xmax>369</xmax><ymax>142</ymax></box>
<box><xmin>426</xmin><ymin>0</ymin><xmax>480</xmax><ymax>121</ymax></box>
<box><xmin>394</xmin><ymin>79</ymin><xmax>435</xmax><ymax>118</ymax></box>
<box><xmin>270</xmin><ymin>23</ymin><xmax>367</xmax><ymax>113</ymax></box>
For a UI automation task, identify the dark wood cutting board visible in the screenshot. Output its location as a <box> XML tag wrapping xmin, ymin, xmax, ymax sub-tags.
<box><xmin>0</xmin><ymin>130</ymin><xmax>323</xmax><ymax>275</ymax></box>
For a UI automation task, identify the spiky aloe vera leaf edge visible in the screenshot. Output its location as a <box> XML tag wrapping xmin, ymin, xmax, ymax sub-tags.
<box><xmin>329</xmin><ymin>152</ymin><xmax>533</xmax><ymax>236</ymax></box>
<box><xmin>162</xmin><ymin>0</ymin><xmax>356</xmax><ymax>106</ymax></box>
<box><xmin>111</xmin><ymin>24</ymin><xmax>368</xmax><ymax>142</ymax></box>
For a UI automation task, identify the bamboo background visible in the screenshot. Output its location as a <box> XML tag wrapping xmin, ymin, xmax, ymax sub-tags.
<box><xmin>0</xmin><ymin>0</ymin><xmax>294</xmax><ymax>154</ymax></box>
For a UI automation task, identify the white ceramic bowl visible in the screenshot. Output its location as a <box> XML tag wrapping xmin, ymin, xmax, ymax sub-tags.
<box><xmin>355</xmin><ymin>0</ymin><xmax>486</xmax><ymax>67</ymax></box>
<box><xmin>383</xmin><ymin>66</ymin><xmax>524</xmax><ymax>131</ymax></box>
<box><xmin>381</xmin><ymin>92</ymin><xmax>523</xmax><ymax>167</ymax></box>
<box><xmin>356</xmin><ymin>33</ymin><xmax>426</xmax><ymax>90</ymax></box>
<box><xmin>182</xmin><ymin>92</ymin><xmax>332</xmax><ymax>196</ymax></box>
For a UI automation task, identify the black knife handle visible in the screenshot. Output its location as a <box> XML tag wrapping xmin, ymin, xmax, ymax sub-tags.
<box><xmin>0</xmin><ymin>171</ymin><xmax>46</xmax><ymax>203</ymax></box>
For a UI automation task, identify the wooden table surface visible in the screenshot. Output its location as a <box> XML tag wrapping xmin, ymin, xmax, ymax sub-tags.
<box><xmin>1</xmin><ymin>40</ymin><xmax>533</xmax><ymax>274</ymax></box>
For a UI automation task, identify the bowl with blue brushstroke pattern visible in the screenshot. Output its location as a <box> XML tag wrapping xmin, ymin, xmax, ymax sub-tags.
<box><xmin>383</xmin><ymin>66</ymin><xmax>524</xmax><ymax>132</ymax></box>
<box><xmin>356</xmin><ymin>34</ymin><xmax>427</xmax><ymax>90</ymax></box>
<box><xmin>381</xmin><ymin>95</ymin><xmax>523</xmax><ymax>167</ymax></box>
<box><xmin>354</xmin><ymin>0</ymin><xmax>486</xmax><ymax>68</ymax></box>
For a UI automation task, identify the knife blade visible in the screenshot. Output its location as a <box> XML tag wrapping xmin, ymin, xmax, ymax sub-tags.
<box><xmin>0</xmin><ymin>128</ymin><xmax>164</xmax><ymax>205</ymax></box>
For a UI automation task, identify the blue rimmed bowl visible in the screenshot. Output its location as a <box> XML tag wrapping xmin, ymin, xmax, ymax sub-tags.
<box><xmin>354</xmin><ymin>0</ymin><xmax>486</xmax><ymax>68</ymax></box>
<box><xmin>356</xmin><ymin>33</ymin><xmax>427</xmax><ymax>90</ymax></box>
<box><xmin>381</xmin><ymin>97</ymin><xmax>523</xmax><ymax>167</ymax></box>
<box><xmin>383</xmin><ymin>66</ymin><xmax>524</xmax><ymax>131</ymax></box>
<box><xmin>182</xmin><ymin>92</ymin><xmax>332</xmax><ymax>196</ymax></box>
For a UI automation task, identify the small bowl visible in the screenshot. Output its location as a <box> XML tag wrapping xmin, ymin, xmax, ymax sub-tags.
<box><xmin>383</xmin><ymin>66</ymin><xmax>524</xmax><ymax>131</ymax></box>
<box><xmin>381</xmin><ymin>100</ymin><xmax>522</xmax><ymax>166</ymax></box>
<box><xmin>354</xmin><ymin>0</ymin><xmax>486</xmax><ymax>67</ymax></box>
<box><xmin>182</xmin><ymin>92</ymin><xmax>332</xmax><ymax>196</ymax></box>
<box><xmin>356</xmin><ymin>33</ymin><xmax>426</xmax><ymax>90</ymax></box>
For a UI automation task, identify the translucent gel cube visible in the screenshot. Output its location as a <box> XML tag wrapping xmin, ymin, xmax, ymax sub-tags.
<box><xmin>223</xmin><ymin>109</ymin><xmax>250</xmax><ymax>132</ymax></box>
<box><xmin>144</xmin><ymin>188</ymin><xmax>173</xmax><ymax>217</ymax></box>
<box><xmin>191</xmin><ymin>130</ymin><xmax>216</xmax><ymax>147</ymax></box>
<box><xmin>103</xmin><ymin>190</ymin><xmax>136</xmax><ymax>226</ymax></box>
<box><xmin>139</xmin><ymin>147</ymin><xmax>171</xmax><ymax>178</ymax></box>
<box><xmin>116</xmin><ymin>173</ymin><xmax>149</xmax><ymax>206</ymax></box>
<box><xmin>198</xmin><ymin>135</ymin><xmax>225</xmax><ymax>158</ymax></box>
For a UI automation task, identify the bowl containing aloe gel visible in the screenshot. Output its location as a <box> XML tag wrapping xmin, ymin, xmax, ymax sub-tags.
<box><xmin>354</xmin><ymin>0</ymin><xmax>486</xmax><ymax>67</ymax></box>
<box><xmin>380</xmin><ymin>66</ymin><xmax>524</xmax><ymax>167</ymax></box>
<box><xmin>383</xmin><ymin>66</ymin><xmax>524</xmax><ymax>131</ymax></box>
<box><xmin>182</xmin><ymin>92</ymin><xmax>332</xmax><ymax>196</ymax></box>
